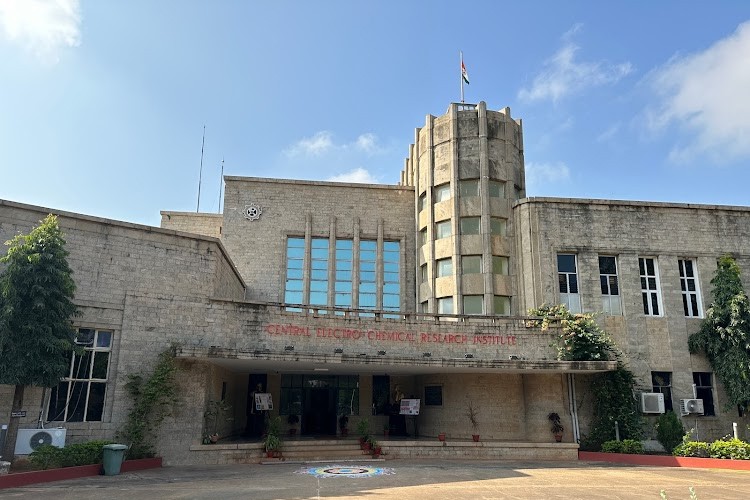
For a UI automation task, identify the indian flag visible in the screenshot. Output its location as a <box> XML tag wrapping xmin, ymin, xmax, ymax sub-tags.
<box><xmin>461</xmin><ymin>60</ymin><xmax>470</xmax><ymax>84</ymax></box>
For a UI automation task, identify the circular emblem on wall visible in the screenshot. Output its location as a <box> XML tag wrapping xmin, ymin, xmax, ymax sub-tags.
<box><xmin>244</xmin><ymin>203</ymin><xmax>262</xmax><ymax>221</ymax></box>
<box><xmin>295</xmin><ymin>464</ymin><xmax>395</xmax><ymax>478</ymax></box>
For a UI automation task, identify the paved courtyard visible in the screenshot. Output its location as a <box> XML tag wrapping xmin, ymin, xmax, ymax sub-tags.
<box><xmin>1</xmin><ymin>459</ymin><xmax>749</xmax><ymax>499</ymax></box>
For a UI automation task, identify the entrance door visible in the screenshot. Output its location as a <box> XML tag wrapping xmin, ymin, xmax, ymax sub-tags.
<box><xmin>245</xmin><ymin>374</ymin><xmax>268</xmax><ymax>437</ymax></box>
<box><xmin>302</xmin><ymin>387</ymin><xmax>336</xmax><ymax>436</ymax></box>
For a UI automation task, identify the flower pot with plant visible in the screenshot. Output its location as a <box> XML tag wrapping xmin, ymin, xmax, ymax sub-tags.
<box><xmin>438</xmin><ymin>432</ymin><xmax>446</xmax><ymax>442</ymax></box>
<box><xmin>356</xmin><ymin>418</ymin><xmax>370</xmax><ymax>448</ymax></box>
<box><xmin>465</xmin><ymin>400</ymin><xmax>480</xmax><ymax>442</ymax></box>
<box><xmin>203</xmin><ymin>399</ymin><xmax>233</xmax><ymax>444</ymax></box>
<box><xmin>339</xmin><ymin>414</ymin><xmax>349</xmax><ymax>437</ymax></box>
<box><xmin>264</xmin><ymin>415</ymin><xmax>283</xmax><ymax>458</ymax></box>
<box><xmin>287</xmin><ymin>414</ymin><xmax>300</xmax><ymax>436</ymax></box>
<box><xmin>383</xmin><ymin>423</ymin><xmax>390</xmax><ymax>437</ymax></box>
<box><xmin>548</xmin><ymin>412</ymin><xmax>564</xmax><ymax>442</ymax></box>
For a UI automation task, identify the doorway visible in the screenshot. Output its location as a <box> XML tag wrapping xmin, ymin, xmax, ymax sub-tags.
<box><xmin>302</xmin><ymin>387</ymin><xmax>336</xmax><ymax>435</ymax></box>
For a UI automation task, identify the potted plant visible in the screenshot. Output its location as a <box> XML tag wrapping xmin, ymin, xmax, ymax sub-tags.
<box><xmin>264</xmin><ymin>415</ymin><xmax>283</xmax><ymax>458</ymax></box>
<box><xmin>356</xmin><ymin>418</ymin><xmax>370</xmax><ymax>449</ymax></box>
<box><xmin>364</xmin><ymin>435</ymin><xmax>377</xmax><ymax>454</ymax></box>
<box><xmin>548</xmin><ymin>412</ymin><xmax>564</xmax><ymax>442</ymax></box>
<box><xmin>438</xmin><ymin>432</ymin><xmax>446</xmax><ymax>442</ymax></box>
<box><xmin>203</xmin><ymin>399</ymin><xmax>232</xmax><ymax>444</ymax></box>
<box><xmin>287</xmin><ymin>414</ymin><xmax>300</xmax><ymax>436</ymax></box>
<box><xmin>465</xmin><ymin>401</ymin><xmax>480</xmax><ymax>442</ymax></box>
<box><xmin>383</xmin><ymin>423</ymin><xmax>390</xmax><ymax>437</ymax></box>
<box><xmin>339</xmin><ymin>414</ymin><xmax>349</xmax><ymax>437</ymax></box>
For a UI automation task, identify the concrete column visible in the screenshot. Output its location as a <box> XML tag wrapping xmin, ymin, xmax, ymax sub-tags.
<box><xmin>450</xmin><ymin>103</ymin><xmax>462</xmax><ymax>313</ymax></box>
<box><xmin>477</xmin><ymin>101</ymin><xmax>494</xmax><ymax>314</ymax></box>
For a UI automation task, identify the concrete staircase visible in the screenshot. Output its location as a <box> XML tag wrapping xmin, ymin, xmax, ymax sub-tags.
<box><xmin>273</xmin><ymin>438</ymin><xmax>374</xmax><ymax>462</ymax></box>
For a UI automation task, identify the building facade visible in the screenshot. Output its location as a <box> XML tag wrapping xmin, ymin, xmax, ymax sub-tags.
<box><xmin>1</xmin><ymin>102</ymin><xmax>748</xmax><ymax>464</ymax></box>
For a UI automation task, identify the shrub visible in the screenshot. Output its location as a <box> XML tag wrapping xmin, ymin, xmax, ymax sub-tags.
<box><xmin>673</xmin><ymin>441</ymin><xmax>710</xmax><ymax>458</ymax></box>
<box><xmin>709</xmin><ymin>438</ymin><xmax>750</xmax><ymax>460</ymax></box>
<box><xmin>29</xmin><ymin>440</ymin><xmax>115</xmax><ymax>470</ymax></box>
<box><xmin>601</xmin><ymin>439</ymin><xmax>643</xmax><ymax>454</ymax></box>
<box><xmin>655</xmin><ymin>411</ymin><xmax>684</xmax><ymax>453</ymax></box>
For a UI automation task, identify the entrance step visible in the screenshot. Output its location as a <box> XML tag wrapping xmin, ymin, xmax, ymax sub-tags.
<box><xmin>279</xmin><ymin>439</ymin><xmax>375</xmax><ymax>461</ymax></box>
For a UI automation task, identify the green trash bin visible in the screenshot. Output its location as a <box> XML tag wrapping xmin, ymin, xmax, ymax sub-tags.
<box><xmin>102</xmin><ymin>444</ymin><xmax>128</xmax><ymax>476</ymax></box>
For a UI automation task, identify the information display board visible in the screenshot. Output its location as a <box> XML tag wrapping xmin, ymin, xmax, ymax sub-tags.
<box><xmin>254</xmin><ymin>393</ymin><xmax>273</xmax><ymax>411</ymax></box>
<box><xmin>399</xmin><ymin>398</ymin><xmax>420</xmax><ymax>415</ymax></box>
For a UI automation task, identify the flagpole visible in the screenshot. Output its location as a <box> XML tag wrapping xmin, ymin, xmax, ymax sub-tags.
<box><xmin>460</xmin><ymin>51</ymin><xmax>464</xmax><ymax>103</ymax></box>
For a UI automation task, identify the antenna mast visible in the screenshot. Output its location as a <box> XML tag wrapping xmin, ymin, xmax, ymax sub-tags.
<box><xmin>217</xmin><ymin>157</ymin><xmax>224</xmax><ymax>214</ymax></box>
<box><xmin>197</xmin><ymin>125</ymin><xmax>205</xmax><ymax>212</ymax></box>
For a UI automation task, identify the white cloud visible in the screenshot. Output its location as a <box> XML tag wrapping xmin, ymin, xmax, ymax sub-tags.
<box><xmin>0</xmin><ymin>0</ymin><xmax>81</xmax><ymax>63</ymax></box>
<box><xmin>646</xmin><ymin>20</ymin><xmax>750</xmax><ymax>164</ymax></box>
<box><xmin>284</xmin><ymin>131</ymin><xmax>384</xmax><ymax>157</ymax></box>
<box><xmin>326</xmin><ymin>167</ymin><xmax>380</xmax><ymax>184</ymax></box>
<box><xmin>518</xmin><ymin>25</ymin><xmax>632</xmax><ymax>103</ymax></box>
<box><xmin>525</xmin><ymin>161</ymin><xmax>571</xmax><ymax>190</ymax></box>
<box><xmin>597</xmin><ymin>123</ymin><xmax>621</xmax><ymax>142</ymax></box>
<box><xmin>284</xmin><ymin>131</ymin><xmax>335</xmax><ymax>157</ymax></box>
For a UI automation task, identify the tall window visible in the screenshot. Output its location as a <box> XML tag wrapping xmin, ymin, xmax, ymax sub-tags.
<box><xmin>434</xmin><ymin>184</ymin><xmax>450</xmax><ymax>203</ymax></box>
<box><xmin>651</xmin><ymin>371</ymin><xmax>674</xmax><ymax>412</ymax></box>
<box><xmin>679</xmin><ymin>259</ymin><xmax>702</xmax><ymax>317</ymax></box>
<box><xmin>437</xmin><ymin>297</ymin><xmax>453</xmax><ymax>314</ymax></box>
<box><xmin>494</xmin><ymin>295</ymin><xmax>511</xmax><ymax>316</ymax></box>
<box><xmin>488</xmin><ymin>180</ymin><xmax>505</xmax><ymax>198</ymax></box>
<box><xmin>417</xmin><ymin>193</ymin><xmax>426</xmax><ymax>212</ymax></box>
<box><xmin>490</xmin><ymin>217</ymin><xmax>507</xmax><ymax>236</ymax></box>
<box><xmin>383</xmin><ymin>241</ymin><xmax>401</xmax><ymax>314</ymax></box>
<box><xmin>435</xmin><ymin>220</ymin><xmax>451</xmax><ymax>239</ymax></box>
<box><xmin>639</xmin><ymin>257</ymin><xmax>661</xmax><ymax>316</ymax></box>
<box><xmin>334</xmin><ymin>239</ymin><xmax>353</xmax><ymax>309</ymax></box>
<box><xmin>492</xmin><ymin>256</ymin><xmax>509</xmax><ymax>275</ymax></box>
<box><xmin>420</xmin><ymin>264</ymin><xmax>428</xmax><ymax>283</ymax></box>
<box><xmin>599</xmin><ymin>256</ymin><xmax>621</xmax><ymax>315</ymax></box>
<box><xmin>436</xmin><ymin>258</ymin><xmax>452</xmax><ymax>278</ymax></box>
<box><xmin>372</xmin><ymin>375</ymin><xmax>390</xmax><ymax>415</ymax></box>
<box><xmin>285</xmin><ymin>237</ymin><xmax>305</xmax><ymax>305</ymax></box>
<box><xmin>463</xmin><ymin>295</ymin><xmax>483</xmax><ymax>315</ymax></box>
<box><xmin>310</xmin><ymin>238</ymin><xmax>329</xmax><ymax>306</ymax></box>
<box><xmin>492</xmin><ymin>255</ymin><xmax>508</xmax><ymax>275</ymax></box>
<box><xmin>557</xmin><ymin>254</ymin><xmax>581</xmax><ymax>313</ymax></box>
<box><xmin>693</xmin><ymin>372</ymin><xmax>715</xmax><ymax>416</ymax></box>
<box><xmin>460</xmin><ymin>217</ymin><xmax>480</xmax><ymax>235</ymax></box>
<box><xmin>459</xmin><ymin>179</ymin><xmax>479</xmax><ymax>197</ymax></box>
<box><xmin>462</xmin><ymin>255</ymin><xmax>481</xmax><ymax>274</ymax></box>
<box><xmin>48</xmin><ymin>329</ymin><xmax>112</xmax><ymax>422</ymax></box>
<box><xmin>359</xmin><ymin>240</ymin><xmax>377</xmax><ymax>312</ymax></box>
<box><xmin>419</xmin><ymin>228</ymin><xmax>427</xmax><ymax>247</ymax></box>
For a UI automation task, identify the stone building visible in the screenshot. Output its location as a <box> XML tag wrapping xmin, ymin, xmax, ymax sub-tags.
<box><xmin>1</xmin><ymin>101</ymin><xmax>748</xmax><ymax>464</ymax></box>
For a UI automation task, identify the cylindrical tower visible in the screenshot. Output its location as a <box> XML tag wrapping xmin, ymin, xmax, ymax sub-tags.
<box><xmin>404</xmin><ymin>102</ymin><xmax>525</xmax><ymax>315</ymax></box>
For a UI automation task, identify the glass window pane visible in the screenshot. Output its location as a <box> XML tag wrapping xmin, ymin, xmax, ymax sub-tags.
<box><xmin>311</xmin><ymin>248</ymin><xmax>328</xmax><ymax>259</ymax></box>
<box><xmin>459</xmin><ymin>179</ymin><xmax>479</xmax><ymax>197</ymax></box>
<box><xmin>96</xmin><ymin>331</ymin><xmax>112</xmax><ymax>348</ymax></box>
<box><xmin>287</xmin><ymin>268</ymin><xmax>303</xmax><ymax>280</ymax></box>
<box><xmin>492</xmin><ymin>256</ymin><xmax>509</xmax><ymax>275</ymax></box>
<box><xmin>384</xmin><ymin>262</ymin><xmax>399</xmax><ymax>273</ymax></box>
<box><xmin>335</xmin><ymin>281</ymin><xmax>352</xmax><ymax>292</ymax></box>
<box><xmin>311</xmin><ymin>269</ymin><xmax>328</xmax><ymax>280</ymax></box>
<box><xmin>383</xmin><ymin>283</ymin><xmax>399</xmax><ymax>294</ymax></box>
<box><xmin>311</xmin><ymin>238</ymin><xmax>329</xmax><ymax>249</ymax></box>
<box><xmin>310</xmin><ymin>291</ymin><xmax>327</xmax><ymax>305</ymax></box>
<box><xmin>383</xmin><ymin>295</ymin><xmax>400</xmax><ymax>308</ymax></box>
<box><xmin>436</xmin><ymin>221</ymin><xmax>451</xmax><ymax>239</ymax></box>
<box><xmin>437</xmin><ymin>297</ymin><xmax>453</xmax><ymax>314</ymax></box>
<box><xmin>494</xmin><ymin>296</ymin><xmax>510</xmax><ymax>315</ymax></box>
<box><xmin>383</xmin><ymin>241</ymin><xmax>400</xmax><ymax>252</ymax></box>
<box><xmin>286</xmin><ymin>280</ymin><xmax>303</xmax><ymax>291</ymax></box>
<box><xmin>557</xmin><ymin>254</ymin><xmax>577</xmax><ymax>273</ymax></box>
<box><xmin>360</xmin><ymin>240</ymin><xmax>376</xmax><ymax>251</ymax></box>
<box><xmin>463</xmin><ymin>295</ymin><xmax>483</xmax><ymax>314</ymax></box>
<box><xmin>287</xmin><ymin>246</ymin><xmax>304</xmax><ymax>258</ymax></box>
<box><xmin>361</xmin><ymin>271</ymin><xmax>376</xmax><ymax>282</ymax></box>
<box><xmin>68</xmin><ymin>382</ymin><xmax>86</xmax><ymax>422</ymax></box>
<box><xmin>488</xmin><ymin>180</ymin><xmax>505</xmax><ymax>198</ymax></box>
<box><xmin>288</xmin><ymin>237</ymin><xmax>305</xmax><ymax>247</ymax></box>
<box><xmin>437</xmin><ymin>258</ymin><xmax>452</xmax><ymax>277</ymax></box>
<box><xmin>336</xmin><ymin>239</ymin><xmax>353</xmax><ymax>249</ymax></box>
<box><xmin>384</xmin><ymin>272</ymin><xmax>399</xmax><ymax>283</ymax></box>
<box><xmin>285</xmin><ymin>291</ymin><xmax>303</xmax><ymax>303</ymax></box>
<box><xmin>335</xmin><ymin>270</ymin><xmax>351</xmax><ymax>281</ymax></box>
<box><xmin>599</xmin><ymin>256</ymin><xmax>616</xmax><ymax>275</ymax></box>
<box><xmin>490</xmin><ymin>218</ymin><xmax>506</xmax><ymax>236</ymax></box>
<box><xmin>359</xmin><ymin>294</ymin><xmax>376</xmax><ymax>308</ymax></box>
<box><xmin>86</xmin><ymin>383</ymin><xmax>106</xmax><ymax>421</ymax></box>
<box><xmin>434</xmin><ymin>184</ymin><xmax>451</xmax><ymax>203</ymax></box>
<box><xmin>462</xmin><ymin>255</ymin><xmax>481</xmax><ymax>273</ymax></box>
<box><xmin>359</xmin><ymin>282</ymin><xmax>376</xmax><ymax>293</ymax></box>
<box><xmin>460</xmin><ymin>217</ymin><xmax>480</xmax><ymax>235</ymax></box>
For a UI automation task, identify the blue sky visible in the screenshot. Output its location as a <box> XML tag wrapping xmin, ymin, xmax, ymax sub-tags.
<box><xmin>1</xmin><ymin>1</ymin><xmax>749</xmax><ymax>227</ymax></box>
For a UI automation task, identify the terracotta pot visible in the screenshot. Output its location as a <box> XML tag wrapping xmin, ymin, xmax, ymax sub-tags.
<box><xmin>554</xmin><ymin>433</ymin><xmax>563</xmax><ymax>443</ymax></box>
<box><xmin>210</xmin><ymin>433</ymin><xmax>219</xmax><ymax>443</ymax></box>
<box><xmin>438</xmin><ymin>433</ymin><xmax>446</xmax><ymax>442</ymax></box>
<box><xmin>472</xmin><ymin>434</ymin><xmax>480</xmax><ymax>442</ymax></box>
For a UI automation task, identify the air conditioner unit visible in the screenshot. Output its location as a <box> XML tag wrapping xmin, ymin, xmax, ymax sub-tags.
<box><xmin>640</xmin><ymin>392</ymin><xmax>665</xmax><ymax>414</ymax></box>
<box><xmin>679</xmin><ymin>399</ymin><xmax>704</xmax><ymax>416</ymax></box>
<box><xmin>14</xmin><ymin>428</ymin><xmax>66</xmax><ymax>455</ymax></box>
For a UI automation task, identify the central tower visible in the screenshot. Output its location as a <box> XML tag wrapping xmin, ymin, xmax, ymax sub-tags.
<box><xmin>400</xmin><ymin>102</ymin><xmax>525</xmax><ymax>315</ymax></box>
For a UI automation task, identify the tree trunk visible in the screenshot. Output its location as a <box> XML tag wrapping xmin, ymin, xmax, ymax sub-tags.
<box><xmin>2</xmin><ymin>384</ymin><xmax>25</xmax><ymax>461</ymax></box>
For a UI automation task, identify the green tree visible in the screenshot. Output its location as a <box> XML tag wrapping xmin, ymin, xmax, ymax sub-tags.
<box><xmin>688</xmin><ymin>255</ymin><xmax>750</xmax><ymax>412</ymax></box>
<box><xmin>0</xmin><ymin>215</ymin><xmax>79</xmax><ymax>459</ymax></box>
<box><xmin>528</xmin><ymin>304</ymin><xmax>617</xmax><ymax>361</ymax></box>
